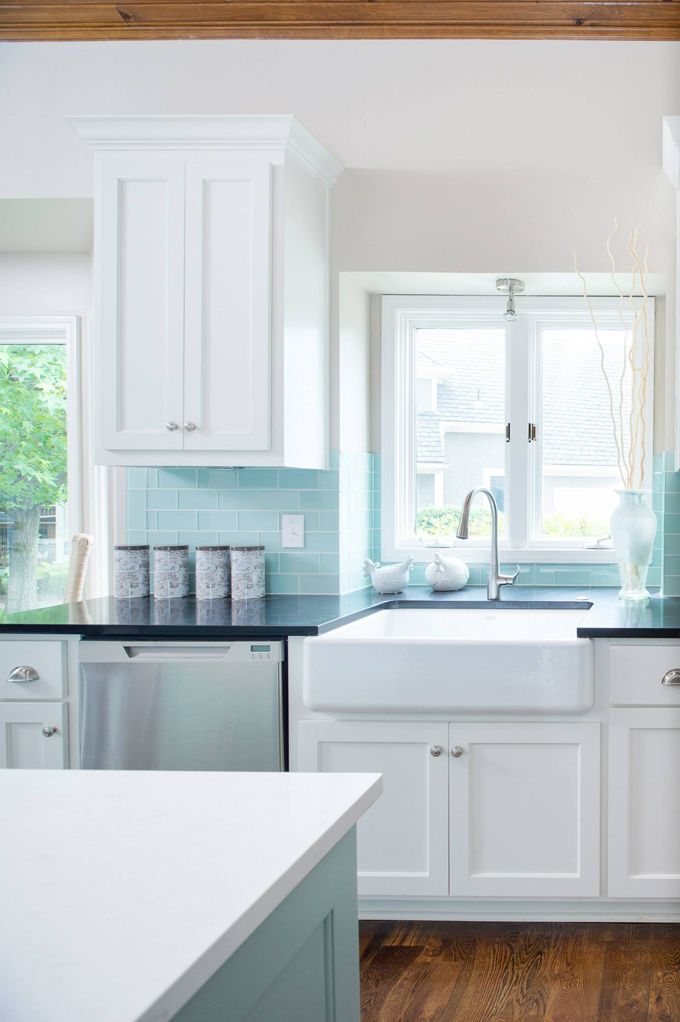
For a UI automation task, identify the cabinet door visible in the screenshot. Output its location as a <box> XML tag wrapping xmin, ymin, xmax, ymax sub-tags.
<box><xmin>609</xmin><ymin>709</ymin><xmax>680</xmax><ymax>898</ymax></box>
<box><xmin>183</xmin><ymin>156</ymin><xmax>272</xmax><ymax>452</ymax></box>
<box><xmin>97</xmin><ymin>156</ymin><xmax>186</xmax><ymax>452</ymax></box>
<box><xmin>450</xmin><ymin>722</ymin><xmax>600</xmax><ymax>898</ymax></box>
<box><xmin>0</xmin><ymin>703</ymin><xmax>67</xmax><ymax>768</ymax></box>
<box><xmin>297</xmin><ymin>721</ymin><xmax>449</xmax><ymax>897</ymax></box>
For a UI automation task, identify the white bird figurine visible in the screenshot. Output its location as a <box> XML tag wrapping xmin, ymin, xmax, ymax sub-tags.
<box><xmin>363</xmin><ymin>556</ymin><xmax>413</xmax><ymax>594</ymax></box>
<box><xmin>425</xmin><ymin>552</ymin><xmax>469</xmax><ymax>592</ymax></box>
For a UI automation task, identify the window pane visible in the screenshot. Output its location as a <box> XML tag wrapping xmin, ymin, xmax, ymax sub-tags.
<box><xmin>0</xmin><ymin>344</ymin><xmax>70</xmax><ymax>613</ymax></box>
<box><xmin>415</xmin><ymin>328</ymin><xmax>506</xmax><ymax>544</ymax></box>
<box><xmin>539</xmin><ymin>328</ymin><xmax>631</xmax><ymax>541</ymax></box>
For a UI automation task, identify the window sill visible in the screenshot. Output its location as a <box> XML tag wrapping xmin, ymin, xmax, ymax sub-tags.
<box><xmin>384</xmin><ymin>545</ymin><xmax>618</xmax><ymax>566</ymax></box>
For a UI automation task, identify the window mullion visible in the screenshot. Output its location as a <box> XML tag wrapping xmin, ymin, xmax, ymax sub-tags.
<box><xmin>507</xmin><ymin>315</ymin><xmax>530</xmax><ymax>549</ymax></box>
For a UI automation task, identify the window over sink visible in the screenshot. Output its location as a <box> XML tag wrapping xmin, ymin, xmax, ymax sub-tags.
<box><xmin>381</xmin><ymin>295</ymin><xmax>654</xmax><ymax>563</ymax></box>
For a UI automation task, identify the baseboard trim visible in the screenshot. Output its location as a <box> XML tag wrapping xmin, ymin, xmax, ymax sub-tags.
<box><xmin>358</xmin><ymin>898</ymin><xmax>680</xmax><ymax>923</ymax></box>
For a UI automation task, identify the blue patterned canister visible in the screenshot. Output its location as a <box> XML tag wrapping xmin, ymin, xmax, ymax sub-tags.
<box><xmin>195</xmin><ymin>546</ymin><xmax>230</xmax><ymax>600</ymax></box>
<box><xmin>231</xmin><ymin>546</ymin><xmax>265</xmax><ymax>600</ymax></box>
<box><xmin>114</xmin><ymin>545</ymin><xmax>150</xmax><ymax>599</ymax></box>
<box><xmin>153</xmin><ymin>545</ymin><xmax>189</xmax><ymax>599</ymax></box>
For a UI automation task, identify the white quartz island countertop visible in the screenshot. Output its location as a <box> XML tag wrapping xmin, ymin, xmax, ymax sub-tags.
<box><xmin>0</xmin><ymin>770</ymin><xmax>382</xmax><ymax>1022</ymax></box>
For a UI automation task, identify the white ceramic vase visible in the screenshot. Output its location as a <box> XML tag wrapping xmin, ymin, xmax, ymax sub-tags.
<box><xmin>610</xmin><ymin>489</ymin><xmax>657</xmax><ymax>601</ymax></box>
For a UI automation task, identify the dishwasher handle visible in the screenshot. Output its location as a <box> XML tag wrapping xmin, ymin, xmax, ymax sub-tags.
<box><xmin>78</xmin><ymin>640</ymin><xmax>284</xmax><ymax>664</ymax></box>
<box><xmin>123</xmin><ymin>645</ymin><xmax>232</xmax><ymax>661</ymax></box>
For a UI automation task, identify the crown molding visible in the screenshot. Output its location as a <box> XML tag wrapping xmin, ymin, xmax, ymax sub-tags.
<box><xmin>68</xmin><ymin>115</ymin><xmax>342</xmax><ymax>186</ymax></box>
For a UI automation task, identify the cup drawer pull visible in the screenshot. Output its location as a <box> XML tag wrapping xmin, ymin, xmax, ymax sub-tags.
<box><xmin>7</xmin><ymin>665</ymin><xmax>40</xmax><ymax>683</ymax></box>
<box><xmin>661</xmin><ymin>669</ymin><xmax>680</xmax><ymax>687</ymax></box>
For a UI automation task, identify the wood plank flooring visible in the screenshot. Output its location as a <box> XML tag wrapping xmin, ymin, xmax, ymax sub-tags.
<box><xmin>360</xmin><ymin>921</ymin><xmax>680</xmax><ymax>1022</ymax></box>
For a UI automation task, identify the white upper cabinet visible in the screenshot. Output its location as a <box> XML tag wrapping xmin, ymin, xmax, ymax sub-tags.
<box><xmin>71</xmin><ymin>116</ymin><xmax>342</xmax><ymax>468</ymax></box>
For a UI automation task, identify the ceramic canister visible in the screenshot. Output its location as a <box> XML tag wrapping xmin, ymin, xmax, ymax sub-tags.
<box><xmin>113</xmin><ymin>545</ymin><xmax>150</xmax><ymax>599</ymax></box>
<box><xmin>195</xmin><ymin>546</ymin><xmax>230</xmax><ymax>600</ymax></box>
<box><xmin>153</xmin><ymin>545</ymin><xmax>190</xmax><ymax>599</ymax></box>
<box><xmin>231</xmin><ymin>545</ymin><xmax>266</xmax><ymax>600</ymax></box>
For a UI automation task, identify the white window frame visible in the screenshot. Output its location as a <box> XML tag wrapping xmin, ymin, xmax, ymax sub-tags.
<box><xmin>381</xmin><ymin>295</ymin><xmax>654</xmax><ymax>564</ymax></box>
<box><xmin>0</xmin><ymin>317</ymin><xmax>118</xmax><ymax>598</ymax></box>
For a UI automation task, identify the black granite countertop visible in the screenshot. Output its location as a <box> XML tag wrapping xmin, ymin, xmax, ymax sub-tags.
<box><xmin>1</xmin><ymin>586</ymin><xmax>679</xmax><ymax>639</ymax></box>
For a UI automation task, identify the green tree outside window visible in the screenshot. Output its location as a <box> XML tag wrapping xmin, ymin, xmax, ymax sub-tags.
<box><xmin>0</xmin><ymin>345</ymin><xmax>68</xmax><ymax>613</ymax></box>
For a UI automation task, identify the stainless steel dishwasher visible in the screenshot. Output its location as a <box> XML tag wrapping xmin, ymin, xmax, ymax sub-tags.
<box><xmin>78</xmin><ymin>640</ymin><xmax>284</xmax><ymax>771</ymax></box>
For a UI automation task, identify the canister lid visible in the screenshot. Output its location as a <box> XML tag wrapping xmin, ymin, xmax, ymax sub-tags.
<box><xmin>231</xmin><ymin>545</ymin><xmax>265</xmax><ymax>550</ymax></box>
<box><xmin>153</xmin><ymin>545</ymin><xmax>189</xmax><ymax>551</ymax></box>
<box><xmin>195</xmin><ymin>545</ymin><xmax>230</xmax><ymax>551</ymax></box>
<box><xmin>114</xmin><ymin>545</ymin><xmax>149</xmax><ymax>550</ymax></box>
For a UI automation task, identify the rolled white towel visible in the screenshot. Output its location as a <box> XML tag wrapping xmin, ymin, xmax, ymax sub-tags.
<box><xmin>64</xmin><ymin>533</ymin><xmax>94</xmax><ymax>603</ymax></box>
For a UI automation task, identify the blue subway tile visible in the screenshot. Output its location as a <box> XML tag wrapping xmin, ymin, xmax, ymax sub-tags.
<box><xmin>238</xmin><ymin>468</ymin><xmax>278</xmax><ymax>488</ymax></box>
<box><xmin>300</xmin><ymin>490</ymin><xmax>339</xmax><ymax>511</ymax></box>
<box><xmin>158</xmin><ymin>468</ymin><xmax>198</xmax><ymax>489</ymax></box>
<box><xmin>237</xmin><ymin>510</ymin><xmax>279</xmax><ymax>532</ymax></box>
<box><xmin>147</xmin><ymin>489</ymin><xmax>179</xmax><ymax>510</ymax></box>
<box><xmin>178</xmin><ymin>489</ymin><xmax>218</xmax><ymax>510</ymax></box>
<box><xmin>218</xmin><ymin>489</ymin><xmax>256</xmax><ymax>511</ymax></box>
<box><xmin>217</xmin><ymin>531</ymin><xmax>260</xmax><ymax>547</ymax></box>
<box><xmin>157</xmin><ymin>510</ymin><xmax>197</xmax><ymax>531</ymax></box>
<box><xmin>126</xmin><ymin>468</ymin><xmax>147</xmax><ymax>488</ymax></box>
<box><xmin>126</xmin><ymin>490</ymin><xmax>147</xmax><ymax>531</ymax></box>
<box><xmin>298</xmin><ymin>574</ymin><xmax>340</xmax><ymax>595</ymax></box>
<box><xmin>279</xmin><ymin>552</ymin><xmax>321</xmax><ymax>573</ymax></box>
<box><xmin>198</xmin><ymin>468</ymin><xmax>238</xmax><ymax>488</ymax></box>
<box><xmin>267</xmin><ymin>574</ymin><xmax>300</xmax><ymax>595</ymax></box>
<box><xmin>257</xmin><ymin>490</ymin><xmax>300</xmax><ymax>511</ymax></box>
<box><xmin>197</xmin><ymin>510</ymin><xmax>239</xmax><ymax>531</ymax></box>
<box><xmin>278</xmin><ymin>469</ymin><xmax>320</xmax><ymax>489</ymax></box>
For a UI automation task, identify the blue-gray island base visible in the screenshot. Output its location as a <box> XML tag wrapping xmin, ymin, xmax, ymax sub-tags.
<box><xmin>175</xmin><ymin>831</ymin><xmax>360</xmax><ymax>1022</ymax></box>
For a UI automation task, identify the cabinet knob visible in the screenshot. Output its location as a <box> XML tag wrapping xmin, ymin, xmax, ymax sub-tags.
<box><xmin>165</xmin><ymin>421</ymin><xmax>179</xmax><ymax>432</ymax></box>
<box><xmin>184</xmin><ymin>421</ymin><xmax>197</xmax><ymax>432</ymax></box>
<box><xmin>7</xmin><ymin>665</ymin><xmax>40</xmax><ymax>683</ymax></box>
<box><xmin>430</xmin><ymin>745</ymin><xmax>444</xmax><ymax>758</ymax></box>
<box><xmin>450</xmin><ymin>746</ymin><xmax>465</xmax><ymax>758</ymax></box>
<box><xmin>662</xmin><ymin>669</ymin><xmax>680</xmax><ymax>687</ymax></box>
<box><xmin>41</xmin><ymin>726</ymin><xmax>57</xmax><ymax>738</ymax></box>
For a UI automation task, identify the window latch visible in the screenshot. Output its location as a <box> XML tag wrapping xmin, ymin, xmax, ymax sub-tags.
<box><xmin>528</xmin><ymin>423</ymin><xmax>537</xmax><ymax>443</ymax></box>
<box><xmin>505</xmin><ymin>423</ymin><xmax>511</xmax><ymax>443</ymax></box>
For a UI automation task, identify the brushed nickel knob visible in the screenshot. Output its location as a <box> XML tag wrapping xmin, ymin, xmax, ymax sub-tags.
<box><xmin>41</xmin><ymin>726</ymin><xmax>57</xmax><ymax>738</ymax></box>
<box><xmin>184</xmin><ymin>421</ymin><xmax>197</xmax><ymax>432</ymax></box>
<box><xmin>662</xmin><ymin>669</ymin><xmax>680</xmax><ymax>687</ymax></box>
<box><xmin>450</xmin><ymin>746</ymin><xmax>464</xmax><ymax>758</ymax></box>
<box><xmin>7</xmin><ymin>665</ymin><xmax>40</xmax><ymax>683</ymax></box>
<box><xmin>430</xmin><ymin>745</ymin><xmax>444</xmax><ymax>758</ymax></box>
<box><xmin>165</xmin><ymin>421</ymin><xmax>179</xmax><ymax>432</ymax></box>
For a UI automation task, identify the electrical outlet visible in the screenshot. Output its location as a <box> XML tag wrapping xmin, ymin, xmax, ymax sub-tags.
<box><xmin>281</xmin><ymin>514</ymin><xmax>305</xmax><ymax>548</ymax></box>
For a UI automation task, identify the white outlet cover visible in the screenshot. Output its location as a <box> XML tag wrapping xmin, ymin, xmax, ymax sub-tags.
<box><xmin>282</xmin><ymin>514</ymin><xmax>305</xmax><ymax>548</ymax></box>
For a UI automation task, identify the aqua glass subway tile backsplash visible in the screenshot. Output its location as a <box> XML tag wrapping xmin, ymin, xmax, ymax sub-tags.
<box><xmin>126</xmin><ymin>450</ymin><xmax>672</xmax><ymax>596</ymax></box>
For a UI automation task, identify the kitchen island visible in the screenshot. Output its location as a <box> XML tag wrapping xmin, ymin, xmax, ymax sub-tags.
<box><xmin>0</xmin><ymin>770</ymin><xmax>381</xmax><ymax>1022</ymax></box>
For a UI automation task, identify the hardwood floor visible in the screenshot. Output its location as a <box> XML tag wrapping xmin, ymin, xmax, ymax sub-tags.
<box><xmin>360</xmin><ymin>921</ymin><xmax>680</xmax><ymax>1022</ymax></box>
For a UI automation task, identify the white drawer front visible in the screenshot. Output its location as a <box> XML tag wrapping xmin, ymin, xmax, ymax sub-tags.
<box><xmin>609</xmin><ymin>643</ymin><xmax>680</xmax><ymax>706</ymax></box>
<box><xmin>0</xmin><ymin>642</ymin><xmax>66</xmax><ymax>701</ymax></box>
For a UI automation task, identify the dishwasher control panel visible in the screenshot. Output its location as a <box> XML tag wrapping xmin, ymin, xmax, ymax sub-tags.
<box><xmin>250</xmin><ymin>644</ymin><xmax>274</xmax><ymax>661</ymax></box>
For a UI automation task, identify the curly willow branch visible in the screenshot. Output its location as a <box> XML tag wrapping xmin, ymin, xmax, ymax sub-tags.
<box><xmin>573</xmin><ymin>250</ymin><xmax>627</xmax><ymax>487</ymax></box>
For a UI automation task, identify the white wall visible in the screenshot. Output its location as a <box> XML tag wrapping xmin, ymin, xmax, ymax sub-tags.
<box><xmin>0</xmin><ymin>254</ymin><xmax>91</xmax><ymax>315</ymax></box>
<box><xmin>1</xmin><ymin>38</ymin><xmax>678</xmax><ymax>446</ymax></box>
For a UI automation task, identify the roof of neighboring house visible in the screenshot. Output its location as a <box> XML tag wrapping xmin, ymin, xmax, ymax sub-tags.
<box><xmin>416</xmin><ymin>329</ymin><xmax>633</xmax><ymax>467</ymax></box>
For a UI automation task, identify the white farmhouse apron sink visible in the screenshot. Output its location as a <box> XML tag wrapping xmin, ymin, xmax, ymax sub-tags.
<box><xmin>303</xmin><ymin>608</ymin><xmax>594</xmax><ymax>714</ymax></box>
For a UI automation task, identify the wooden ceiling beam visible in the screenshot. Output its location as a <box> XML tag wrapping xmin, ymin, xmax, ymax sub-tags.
<box><xmin>1</xmin><ymin>1</ymin><xmax>679</xmax><ymax>40</ymax></box>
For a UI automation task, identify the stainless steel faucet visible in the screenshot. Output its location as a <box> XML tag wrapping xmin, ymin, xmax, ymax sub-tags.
<box><xmin>456</xmin><ymin>487</ymin><xmax>519</xmax><ymax>600</ymax></box>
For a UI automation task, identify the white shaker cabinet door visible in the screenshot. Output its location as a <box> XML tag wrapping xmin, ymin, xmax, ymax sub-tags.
<box><xmin>449</xmin><ymin>722</ymin><xmax>600</xmax><ymax>898</ymax></box>
<box><xmin>0</xmin><ymin>702</ymin><xmax>68</xmax><ymax>768</ymax></box>
<box><xmin>297</xmin><ymin>721</ymin><xmax>450</xmax><ymax>897</ymax></box>
<box><xmin>97</xmin><ymin>156</ymin><xmax>186</xmax><ymax>452</ymax></box>
<box><xmin>183</xmin><ymin>157</ymin><xmax>273</xmax><ymax>452</ymax></box>
<box><xmin>609</xmin><ymin>709</ymin><xmax>680</xmax><ymax>898</ymax></box>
